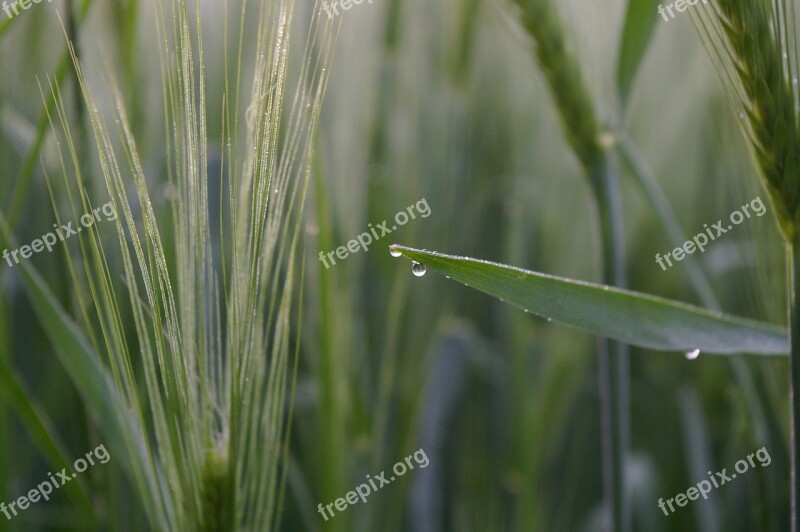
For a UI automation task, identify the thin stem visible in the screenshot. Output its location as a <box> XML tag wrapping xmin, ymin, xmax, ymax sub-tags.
<box><xmin>617</xmin><ymin>135</ymin><xmax>719</xmax><ymax>308</ymax></box>
<box><xmin>789</xmin><ymin>238</ymin><xmax>800</xmax><ymax>532</ymax></box>
<box><xmin>593</xmin><ymin>153</ymin><xmax>630</xmax><ymax>532</ymax></box>
<box><xmin>0</xmin><ymin>295</ymin><xmax>9</xmax><ymax>532</ymax></box>
<box><xmin>509</xmin><ymin>0</ymin><xmax>629</xmax><ymax>525</ymax></box>
<box><xmin>312</xmin><ymin>148</ymin><xmax>349</xmax><ymax>532</ymax></box>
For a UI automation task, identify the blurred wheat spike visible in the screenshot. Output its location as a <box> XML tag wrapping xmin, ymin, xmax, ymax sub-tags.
<box><xmin>508</xmin><ymin>2</ymin><xmax>630</xmax><ymax>531</ymax></box>
<box><xmin>510</xmin><ymin>0</ymin><xmax>606</xmax><ymax>188</ymax></box>
<box><xmin>45</xmin><ymin>0</ymin><xmax>335</xmax><ymax>529</ymax></box>
<box><xmin>694</xmin><ymin>0</ymin><xmax>800</xmax><ymax>242</ymax></box>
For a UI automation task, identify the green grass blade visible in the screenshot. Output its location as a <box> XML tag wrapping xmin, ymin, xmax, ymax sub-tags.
<box><xmin>0</xmin><ymin>358</ymin><xmax>96</xmax><ymax>525</ymax></box>
<box><xmin>0</xmin><ymin>288</ymin><xmax>8</xmax><ymax>532</ymax></box>
<box><xmin>677</xmin><ymin>388</ymin><xmax>720</xmax><ymax>532</ymax></box>
<box><xmin>13</xmin><ymin>263</ymin><xmax>131</xmax><ymax>460</ymax></box>
<box><xmin>617</xmin><ymin>0</ymin><xmax>660</xmax><ymax>110</ymax></box>
<box><xmin>389</xmin><ymin>245</ymin><xmax>788</xmax><ymax>355</ymax></box>
<box><xmin>0</xmin><ymin>15</ymin><xmax>15</xmax><ymax>37</ymax></box>
<box><xmin>0</xmin><ymin>215</ymin><xmax>133</xmax><ymax>479</ymax></box>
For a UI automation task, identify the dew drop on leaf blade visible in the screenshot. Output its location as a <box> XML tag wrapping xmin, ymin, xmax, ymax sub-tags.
<box><xmin>685</xmin><ymin>349</ymin><xmax>700</xmax><ymax>360</ymax></box>
<box><xmin>411</xmin><ymin>261</ymin><xmax>426</xmax><ymax>277</ymax></box>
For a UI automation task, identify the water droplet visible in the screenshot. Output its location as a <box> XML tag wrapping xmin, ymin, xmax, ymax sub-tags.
<box><xmin>389</xmin><ymin>247</ymin><xmax>402</xmax><ymax>258</ymax></box>
<box><xmin>784</xmin><ymin>52</ymin><xmax>789</xmax><ymax>59</ymax></box>
<box><xmin>411</xmin><ymin>262</ymin><xmax>427</xmax><ymax>277</ymax></box>
<box><xmin>546</xmin><ymin>317</ymin><xmax>552</xmax><ymax>322</ymax></box>
<box><xmin>685</xmin><ymin>348</ymin><xmax>700</xmax><ymax>360</ymax></box>
<box><xmin>739</xmin><ymin>111</ymin><xmax>745</xmax><ymax>119</ymax></box>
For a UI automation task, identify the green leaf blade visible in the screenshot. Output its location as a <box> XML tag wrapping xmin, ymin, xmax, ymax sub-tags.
<box><xmin>390</xmin><ymin>245</ymin><xmax>788</xmax><ymax>356</ymax></box>
<box><xmin>0</xmin><ymin>358</ymin><xmax>97</xmax><ymax>525</ymax></box>
<box><xmin>617</xmin><ymin>0</ymin><xmax>660</xmax><ymax>110</ymax></box>
<box><xmin>0</xmin><ymin>226</ymin><xmax>138</xmax><ymax>479</ymax></box>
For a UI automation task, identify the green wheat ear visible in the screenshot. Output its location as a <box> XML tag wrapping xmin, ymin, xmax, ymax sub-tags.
<box><xmin>509</xmin><ymin>0</ymin><xmax>606</xmax><ymax>189</ymax></box>
<box><xmin>45</xmin><ymin>0</ymin><xmax>336</xmax><ymax>529</ymax></box>
<box><xmin>694</xmin><ymin>0</ymin><xmax>800</xmax><ymax>242</ymax></box>
<box><xmin>199</xmin><ymin>446</ymin><xmax>233</xmax><ymax>532</ymax></box>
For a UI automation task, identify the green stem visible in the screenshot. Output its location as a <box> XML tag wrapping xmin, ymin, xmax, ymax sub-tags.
<box><xmin>312</xmin><ymin>146</ymin><xmax>349</xmax><ymax>532</ymax></box>
<box><xmin>510</xmin><ymin>0</ymin><xmax>629</xmax><ymax>525</ymax></box>
<box><xmin>593</xmin><ymin>154</ymin><xmax>629</xmax><ymax>532</ymax></box>
<box><xmin>199</xmin><ymin>447</ymin><xmax>233</xmax><ymax>532</ymax></box>
<box><xmin>617</xmin><ymin>135</ymin><xmax>719</xmax><ymax>308</ymax></box>
<box><xmin>0</xmin><ymin>294</ymin><xmax>8</xmax><ymax>532</ymax></box>
<box><xmin>789</xmin><ymin>238</ymin><xmax>800</xmax><ymax>532</ymax></box>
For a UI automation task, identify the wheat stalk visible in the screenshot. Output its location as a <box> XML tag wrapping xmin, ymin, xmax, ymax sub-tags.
<box><xmin>509</xmin><ymin>1</ymin><xmax>630</xmax><ymax>530</ymax></box>
<box><xmin>694</xmin><ymin>0</ymin><xmax>800</xmax><ymax>528</ymax></box>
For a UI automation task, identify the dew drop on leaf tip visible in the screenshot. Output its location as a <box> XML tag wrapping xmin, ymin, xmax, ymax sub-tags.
<box><xmin>685</xmin><ymin>348</ymin><xmax>700</xmax><ymax>360</ymax></box>
<box><xmin>411</xmin><ymin>261</ymin><xmax>427</xmax><ymax>277</ymax></box>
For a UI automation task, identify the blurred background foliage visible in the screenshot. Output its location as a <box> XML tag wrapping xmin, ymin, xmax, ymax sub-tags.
<box><xmin>0</xmin><ymin>0</ymin><xmax>790</xmax><ymax>530</ymax></box>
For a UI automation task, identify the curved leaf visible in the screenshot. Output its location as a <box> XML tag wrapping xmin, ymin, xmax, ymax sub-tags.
<box><xmin>12</xmin><ymin>259</ymin><xmax>133</xmax><ymax>465</ymax></box>
<box><xmin>389</xmin><ymin>245</ymin><xmax>788</xmax><ymax>356</ymax></box>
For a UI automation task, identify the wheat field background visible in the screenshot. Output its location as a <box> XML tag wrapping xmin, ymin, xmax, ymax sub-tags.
<box><xmin>0</xmin><ymin>0</ymin><xmax>792</xmax><ymax>530</ymax></box>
